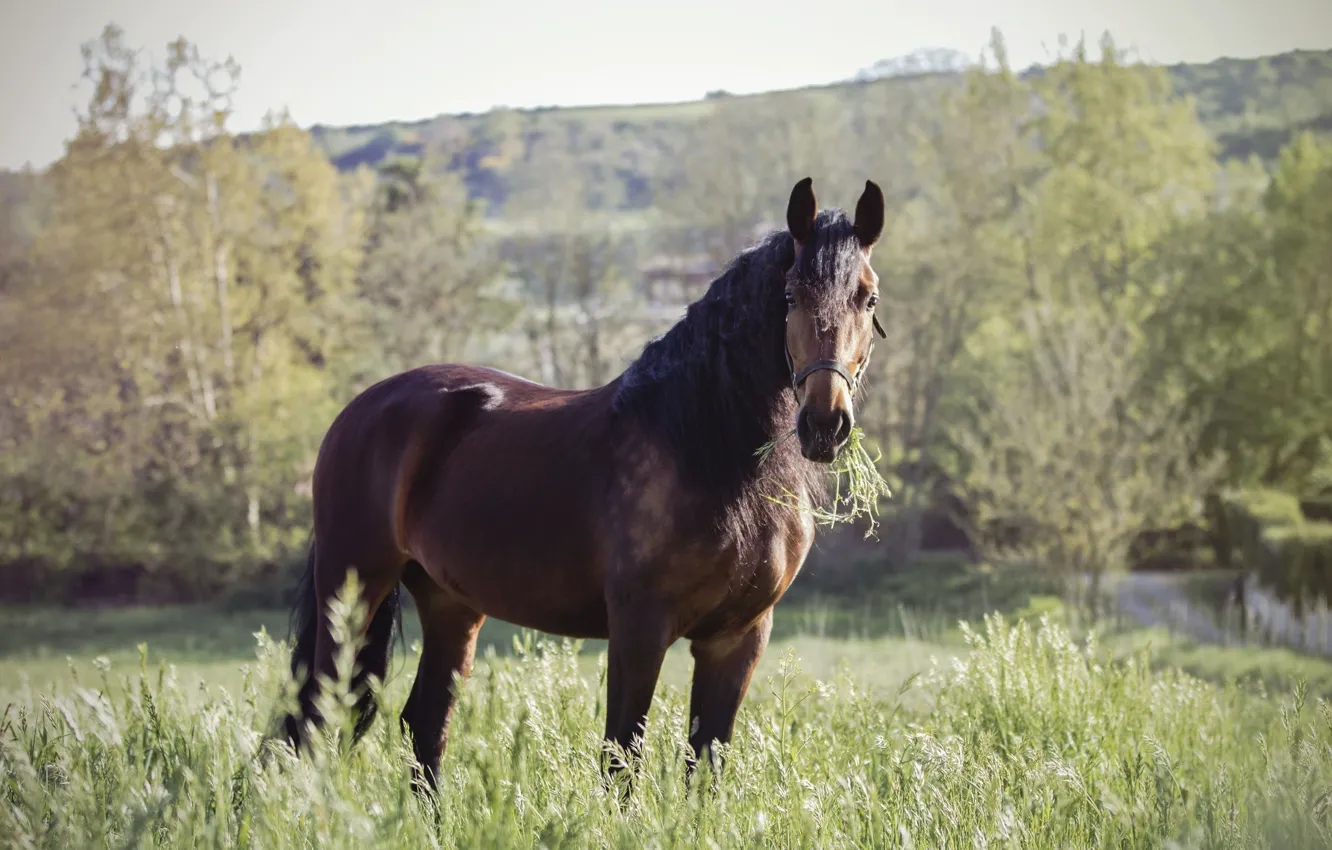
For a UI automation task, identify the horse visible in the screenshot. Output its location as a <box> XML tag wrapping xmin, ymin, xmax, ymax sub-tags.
<box><xmin>283</xmin><ymin>176</ymin><xmax>888</xmax><ymax>791</ymax></box>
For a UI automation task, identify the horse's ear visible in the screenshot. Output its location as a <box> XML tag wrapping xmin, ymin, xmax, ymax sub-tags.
<box><xmin>854</xmin><ymin>179</ymin><xmax>885</xmax><ymax>250</ymax></box>
<box><xmin>786</xmin><ymin>177</ymin><xmax>817</xmax><ymax>245</ymax></box>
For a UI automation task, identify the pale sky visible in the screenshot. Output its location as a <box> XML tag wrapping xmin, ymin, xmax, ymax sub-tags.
<box><xmin>2</xmin><ymin>0</ymin><xmax>1331</xmax><ymax>171</ymax></box>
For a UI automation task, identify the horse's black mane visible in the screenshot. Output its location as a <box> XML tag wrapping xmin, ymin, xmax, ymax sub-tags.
<box><xmin>612</xmin><ymin>209</ymin><xmax>865</xmax><ymax>546</ymax></box>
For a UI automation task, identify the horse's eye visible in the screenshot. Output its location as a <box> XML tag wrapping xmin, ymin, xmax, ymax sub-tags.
<box><xmin>785</xmin><ymin>292</ymin><xmax>797</xmax><ymax>310</ymax></box>
<box><xmin>867</xmin><ymin>294</ymin><xmax>880</xmax><ymax>310</ymax></box>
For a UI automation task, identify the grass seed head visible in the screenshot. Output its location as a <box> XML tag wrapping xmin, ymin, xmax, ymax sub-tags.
<box><xmin>755</xmin><ymin>427</ymin><xmax>893</xmax><ymax>538</ymax></box>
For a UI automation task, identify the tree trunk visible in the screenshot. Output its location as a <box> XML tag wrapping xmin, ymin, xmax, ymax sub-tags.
<box><xmin>155</xmin><ymin>199</ymin><xmax>210</xmax><ymax>420</ymax></box>
<box><xmin>207</xmin><ymin>172</ymin><xmax>236</xmax><ymax>388</ymax></box>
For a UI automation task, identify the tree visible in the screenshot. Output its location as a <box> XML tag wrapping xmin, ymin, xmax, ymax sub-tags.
<box><xmin>956</xmin><ymin>294</ymin><xmax>1222</xmax><ymax>618</ymax></box>
<box><xmin>1021</xmin><ymin>33</ymin><xmax>1218</xmax><ymax>317</ymax></box>
<box><xmin>862</xmin><ymin>30</ymin><xmax>1038</xmax><ymax>561</ymax></box>
<box><xmin>945</xmin><ymin>34</ymin><xmax>1226</xmax><ymax>608</ymax></box>
<box><xmin>870</xmin><ymin>31</ymin><xmax>1223</xmax><ymax>573</ymax></box>
<box><xmin>0</xmin><ymin>26</ymin><xmax>367</xmax><ymax>565</ymax></box>
<box><xmin>1146</xmin><ymin>134</ymin><xmax>1332</xmax><ymax>491</ymax></box>
<box><xmin>500</xmin><ymin>114</ymin><xmax>645</xmax><ymax>389</ymax></box>
<box><xmin>1258</xmin><ymin>133</ymin><xmax>1332</xmax><ymax>487</ymax></box>
<box><xmin>656</xmin><ymin>92</ymin><xmax>843</xmax><ymax>265</ymax></box>
<box><xmin>355</xmin><ymin>156</ymin><xmax>506</xmax><ymax>378</ymax></box>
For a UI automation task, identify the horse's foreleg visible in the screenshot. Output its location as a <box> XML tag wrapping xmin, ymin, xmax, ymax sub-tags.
<box><xmin>400</xmin><ymin>568</ymin><xmax>485</xmax><ymax>793</ymax></box>
<box><xmin>685</xmin><ymin>608</ymin><xmax>772</xmax><ymax>781</ymax></box>
<box><xmin>602</xmin><ymin>605</ymin><xmax>672</xmax><ymax>783</ymax></box>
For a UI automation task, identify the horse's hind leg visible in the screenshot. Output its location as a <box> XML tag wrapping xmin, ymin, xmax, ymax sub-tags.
<box><xmin>686</xmin><ymin>609</ymin><xmax>772</xmax><ymax>780</ymax></box>
<box><xmin>399</xmin><ymin>563</ymin><xmax>485</xmax><ymax>791</ymax></box>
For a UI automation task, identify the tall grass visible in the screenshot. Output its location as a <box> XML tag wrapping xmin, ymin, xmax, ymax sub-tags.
<box><xmin>2</xmin><ymin>594</ymin><xmax>1329</xmax><ymax>848</ymax></box>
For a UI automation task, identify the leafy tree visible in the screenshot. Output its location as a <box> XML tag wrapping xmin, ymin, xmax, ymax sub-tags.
<box><xmin>1019</xmin><ymin>34</ymin><xmax>1218</xmax><ymax>318</ymax></box>
<box><xmin>956</xmin><ymin>294</ymin><xmax>1222</xmax><ymax>618</ymax></box>
<box><xmin>946</xmin><ymin>35</ymin><xmax>1224</xmax><ymax>607</ymax></box>
<box><xmin>1147</xmin><ymin>134</ymin><xmax>1332</xmax><ymax>491</ymax></box>
<box><xmin>864</xmin><ymin>30</ymin><xmax>1037</xmax><ymax>560</ymax></box>
<box><xmin>355</xmin><ymin>157</ymin><xmax>507</xmax><ymax>378</ymax></box>
<box><xmin>499</xmin><ymin>120</ymin><xmax>647</xmax><ymax>389</ymax></box>
<box><xmin>1</xmin><ymin>26</ymin><xmax>366</xmax><ymax>566</ymax></box>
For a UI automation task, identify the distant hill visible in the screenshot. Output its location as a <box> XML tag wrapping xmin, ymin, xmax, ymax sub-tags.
<box><xmin>308</xmin><ymin>48</ymin><xmax>1332</xmax><ymax>219</ymax></box>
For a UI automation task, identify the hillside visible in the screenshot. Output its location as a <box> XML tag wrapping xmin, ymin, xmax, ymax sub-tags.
<box><xmin>309</xmin><ymin>48</ymin><xmax>1332</xmax><ymax>218</ymax></box>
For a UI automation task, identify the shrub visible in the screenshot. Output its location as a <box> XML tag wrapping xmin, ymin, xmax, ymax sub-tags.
<box><xmin>1220</xmin><ymin>488</ymin><xmax>1332</xmax><ymax>611</ymax></box>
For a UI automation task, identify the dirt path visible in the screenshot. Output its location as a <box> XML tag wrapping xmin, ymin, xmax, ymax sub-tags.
<box><xmin>1114</xmin><ymin>571</ymin><xmax>1229</xmax><ymax>644</ymax></box>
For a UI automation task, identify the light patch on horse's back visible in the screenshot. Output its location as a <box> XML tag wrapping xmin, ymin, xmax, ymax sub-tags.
<box><xmin>465</xmin><ymin>364</ymin><xmax>547</xmax><ymax>388</ymax></box>
<box><xmin>446</xmin><ymin>381</ymin><xmax>506</xmax><ymax>410</ymax></box>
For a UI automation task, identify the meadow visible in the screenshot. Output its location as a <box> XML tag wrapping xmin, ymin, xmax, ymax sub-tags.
<box><xmin>4</xmin><ymin>20</ymin><xmax>1332</xmax><ymax>850</ymax></box>
<box><xmin>3</xmin><ymin>590</ymin><xmax>1332</xmax><ymax>849</ymax></box>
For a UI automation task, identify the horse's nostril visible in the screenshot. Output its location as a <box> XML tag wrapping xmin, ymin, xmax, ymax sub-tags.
<box><xmin>796</xmin><ymin>408</ymin><xmax>814</xmax><ymax>445</ymax></box>
<box><xmin>834</xmin><ymin>410</ymin><xmax>853</xmax><ymax>446</ymax></box>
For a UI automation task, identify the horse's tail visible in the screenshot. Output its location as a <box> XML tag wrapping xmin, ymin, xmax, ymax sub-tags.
<box><xmin>283</xmin><ymin>533</ymin><xmax>403</xmax><ymax>749</ymax></box>
<box><xmin>283</xmin><ymin>534</ymin><xmax>322</xmax><ymax>749</ymax></box>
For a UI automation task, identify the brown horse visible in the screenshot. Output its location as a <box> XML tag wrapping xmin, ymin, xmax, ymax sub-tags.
<box><xmin>283</xmin><ymin>176</ymin><xmax>887</xmax><ymax>789</ymax></box>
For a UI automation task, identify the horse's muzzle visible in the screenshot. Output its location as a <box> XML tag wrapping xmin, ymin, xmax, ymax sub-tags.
<box><xmin>796</xmin><ymin>405</ymin><xmax>852</xmax><ymax>464</ymax></box>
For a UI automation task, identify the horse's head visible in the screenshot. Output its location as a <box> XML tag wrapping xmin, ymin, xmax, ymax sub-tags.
<box><xmin>782</xmin><ymin>177</ymin><xmax>886</xmax><ymax>464</ymax></box>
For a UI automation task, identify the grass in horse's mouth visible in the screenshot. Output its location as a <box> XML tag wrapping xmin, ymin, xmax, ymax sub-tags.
<box><xmin>755</xmin><ymin>426</ymin><xmax>893</xmax><ymax>538</ymax></box>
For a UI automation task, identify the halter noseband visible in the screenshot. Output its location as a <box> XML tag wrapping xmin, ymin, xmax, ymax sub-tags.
<box><xmin>785</xmin><ymin>313</ymin><xmax>887</xmax><ymax>394</ymax></box>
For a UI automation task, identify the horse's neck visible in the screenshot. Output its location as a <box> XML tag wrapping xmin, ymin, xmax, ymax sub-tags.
<box><xmin>700</xmin><ymin>359</ymin><xmax>801</xmax><ymax>482</ymax></box>
<box><xmin>611</xmin><ymin>253</ymin><xmax>812</xmax><ymax>496</ymax></box>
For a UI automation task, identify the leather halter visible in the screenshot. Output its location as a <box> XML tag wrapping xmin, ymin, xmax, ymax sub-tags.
<box><xmin>786</xmin><ymin>313</ymin><xmax>887</xmax><ymax>394</ymax></box>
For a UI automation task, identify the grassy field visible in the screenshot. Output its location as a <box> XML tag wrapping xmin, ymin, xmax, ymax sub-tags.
<box><xmin>0</xmin><ymin>601</ymin><xmax>954</xmax><ymax>704</ymax></box>
<box><xmin>2</xmin><ymin>595</ymin><xmax>1332</xmax><ymax>848</ymax></box>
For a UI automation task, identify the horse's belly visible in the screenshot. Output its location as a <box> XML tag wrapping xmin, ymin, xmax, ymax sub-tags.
<box><xmin>408</xmin><ymin>426</ymin><xmax>612</xmax><ymax>638</ymax></box>
<box><xmin>426</xmin><ymin>543</ymin><xmax>610</xmax><ymax>638</ymax></box>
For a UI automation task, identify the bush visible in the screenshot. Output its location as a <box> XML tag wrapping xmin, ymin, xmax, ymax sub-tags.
<box><xmin>1220</xmin><ymin>488</ymin><xmax>1332</xmax><ymax>611</ymax></box>
<box><xmin>788</xmin><ymin>549</ymin><xmax>1058</xmax><ymax>625</ymax></box>
<box><xmin>1128</xmin><ymin>522</ymin><xmax>1210</xmax><ymax>571</ymax></box>
<box><xmin>1263</xmin><ymin>523</ymin><xmax>1332</xmax><ymax>613</ymax></box>
<box><xmin>0</xmin><ymin>552</ymin><xmax>307</xmax><ymax>607</ymax></box>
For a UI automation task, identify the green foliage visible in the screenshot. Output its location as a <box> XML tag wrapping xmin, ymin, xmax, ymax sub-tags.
<box><xmin>2</xmin><ymin>23</ymin><xmax>1331</xmax><ymax>612</ymax></box>
<box><xmin>1146</xmin><ymin>133</ymin><xmax>1332</xmax><ymax>491</ymax></box>
<box><xmin>353</xmin><ymin>157</ymin><xmax>511</xmax><ymax>377</ymax></box>
<box><xmin>957</xmin><ymin>296</ymin><xmax>1222</xmax><ymax>615</ymax></box>
<box><xmin>0</xmin><ymin>27</ymin><xmax>369</xmax><ymax>572</ymax></box>
<box><xmin>2</xmin><ymin>613</ymin><xmax>1330</xmax><ymax>848</ymax></box>
<box><xmin>869</xmin><ymin>32</ymin><xmax>1230</xmax><ymax>590</ymax></box>
<box><xmin>1105</xmin><ymin>626</ymin><xmax>1332</xmax><ymax>699</ymax></box>
<box><xmin>1220</xmin><ymin>490</ymin><xmax>1332</xmax><ymax>610</ymax></box>
<box><xmin>1026</xmin><ymin>37</ymin><xmax>1218</xmax><ymax>313</ymax></box>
